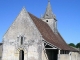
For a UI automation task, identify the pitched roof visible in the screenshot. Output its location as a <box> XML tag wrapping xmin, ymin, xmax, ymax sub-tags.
<box><xmin>29</xmin><ymin>12</ymin><xmax>78</xmax><ymax>51</ymax></box>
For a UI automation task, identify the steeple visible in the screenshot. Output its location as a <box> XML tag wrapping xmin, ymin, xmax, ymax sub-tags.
<box><xmin>42</xmin><ymin>0</ymin><xmax>57</xmax><ymax>33</ymax></box>
<box><xmin>43</xmin><ymin>0</ymin><xmax>55</xmax><ymax>19</ymax></box>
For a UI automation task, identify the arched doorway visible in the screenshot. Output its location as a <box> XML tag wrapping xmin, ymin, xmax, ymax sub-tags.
<box><xmin>19</xmin><ymin>50</ymin><xmax>24</xmax><ymax>60</ymax></box>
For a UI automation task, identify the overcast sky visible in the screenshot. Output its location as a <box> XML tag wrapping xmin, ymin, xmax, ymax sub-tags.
<box><xmin>0</xmin><ymin>0</ymin><xmax>80</xmax><ymax>44</ymax></box>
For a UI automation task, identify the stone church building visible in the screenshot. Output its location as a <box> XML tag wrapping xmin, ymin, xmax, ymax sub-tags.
<box><xmin>0</xmin><ymin>1</ymin><xmax>80</xmax><ymax>60</ymax></box>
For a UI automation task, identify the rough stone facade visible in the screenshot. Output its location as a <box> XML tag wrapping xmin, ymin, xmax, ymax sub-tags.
<box><xmin>2</xmin><ymin>8</ymin><xmax>43</xmax><ymax>60</ymax></box>
<box><xmin>59</xmin><ymin>52</ymin><xmax>80</xmax><ymax>60</ymax></box>
<box><xmin>0</xmin><ymin>44</ymin><xmax>2</xmax><ymax>60</ymax></box>
<box><xmin>42</xmin><ymin>19</ymin><xmax>57</xmax><ymax>33</ymax></box>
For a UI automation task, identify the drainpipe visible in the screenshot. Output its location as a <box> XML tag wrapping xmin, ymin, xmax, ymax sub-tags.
<box><xmin>76</xmin><ymin>53</ymin><xmax>77</xmax><ymax>60</ymax></box>
<box><xmin>58</xmin><ymin>50</ymin><xmax>60</xmax><ymax>60</ymax></box>
<box><xmin>58</xmin><ymin>50</ymin><xmax>60</xmax><ymax>54</ymax></box>
<box><xmin>69</xmin><ymin>52</ymin><xmax>71</xmax><ymax>60</ymax></box>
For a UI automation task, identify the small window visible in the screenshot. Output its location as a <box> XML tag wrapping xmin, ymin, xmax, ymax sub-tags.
<box><xmin>46</xmin><ymin>20</ymin><xmax>48</xmax><ymax>22</ymax></box>
<box><xmin>21</xmin><ymin>36</ymin><xmax>23</xmax><ymax>45</ymax></box>
<box><xmin>60</xmin><ymin>50</ymin><xmax>69</xmax><ymax>54</ymax></box>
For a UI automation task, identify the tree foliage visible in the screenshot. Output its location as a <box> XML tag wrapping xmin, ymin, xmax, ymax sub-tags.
<box><xmin>68</xmin><ymin>43</ymin><xmax>76</xmax><ymax>47</ymax></box>
<box><xmin>76</xmin><ymin>42</ymin><xmax>80</xmax><ymax>48</ymax></box>
<box><xmin>68</xmin><ymin>42</ymin><xmax>80</xmax><ymax>48</ymax></box>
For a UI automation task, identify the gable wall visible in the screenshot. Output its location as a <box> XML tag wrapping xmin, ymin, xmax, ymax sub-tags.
<box><xmin>2</xmin><ymin>9</ymin><xmax>43</xmax><ymax>60</ymax></box>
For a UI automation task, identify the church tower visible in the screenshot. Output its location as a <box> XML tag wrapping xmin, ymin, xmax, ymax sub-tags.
<box><xmin>42</xmin><ymin>0</ymin><xmax>57</xmax><ymax>33</ymax></box>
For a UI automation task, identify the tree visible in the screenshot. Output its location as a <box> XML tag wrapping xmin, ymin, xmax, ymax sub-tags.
<box><xmin>76</xmin><ymin>42</ymin><xmax>80</xmax><ymax>48</ymax></box>
<box><xmin>68</xmin><ymin>43</ymin><xmax>76</xmax><ymax>47</ymax></box>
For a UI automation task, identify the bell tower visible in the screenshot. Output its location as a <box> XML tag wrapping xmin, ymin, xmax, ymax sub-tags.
<box><xmin>42</xmin><ymin>0</ymin><xmax>57</xmax><ymax>33</ymax></box>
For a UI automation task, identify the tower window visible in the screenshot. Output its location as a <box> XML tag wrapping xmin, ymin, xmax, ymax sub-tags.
<box><xmin>46</xmin><ymin>20</ymin><xmax>48</xmax><ymax>22</ymax></box>
<box><xmin>21</xmin><ymin>36</ymin><xmax>23</xmax><ymax>45</ymax></box>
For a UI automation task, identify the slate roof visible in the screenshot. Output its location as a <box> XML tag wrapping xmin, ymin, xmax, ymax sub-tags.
<box><xmin>29</xmin><ymin>13</ymin><xmax>78</xmax><ymax>51</ymax></box>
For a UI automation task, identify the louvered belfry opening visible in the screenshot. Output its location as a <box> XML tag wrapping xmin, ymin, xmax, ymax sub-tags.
<box><xmin>19</xmin><ymin>50</ymin><xmax>24</xmax><ymax>60</ymax></box>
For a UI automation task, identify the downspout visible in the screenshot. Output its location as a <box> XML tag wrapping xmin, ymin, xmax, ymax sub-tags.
<box><xmin>69</xmin><ymin>52</ymin><xmax>71</xmax><ymax>60</ymax></box>
<box><xmin>58</xmin><ymin>50</ymin><xmax>60</xmax><ymax>60</ymax></box>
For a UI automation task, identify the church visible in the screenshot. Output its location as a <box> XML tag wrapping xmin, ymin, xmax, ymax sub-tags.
<box><xmin>0</xmin><ymin>1</ymin><xmax>80</xmax><ymax>60</ymax></box>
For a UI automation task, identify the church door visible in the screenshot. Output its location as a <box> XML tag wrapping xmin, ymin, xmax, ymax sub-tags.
<box><xmin>19</xmin><ymin>50</ymin><xmax>24</xmax><ymax>60</ymax></box>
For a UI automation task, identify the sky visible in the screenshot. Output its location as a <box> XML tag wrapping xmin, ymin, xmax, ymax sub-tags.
<box><xmin>0</xmin><ymin>0</ymin><xmax>80</xmax><ymax>44</ymax></box>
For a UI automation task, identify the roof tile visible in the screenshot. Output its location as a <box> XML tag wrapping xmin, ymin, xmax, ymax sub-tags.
<box><xmin>29</xmin><ymin>12</ymin><xmax>78</xmax><ymax>51</ymax></box>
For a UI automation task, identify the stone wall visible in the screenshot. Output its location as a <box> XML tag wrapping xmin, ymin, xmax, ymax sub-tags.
<box><xmin>42</xmin><ymin>50</ymin><xmax>48</xmax><ymax>60</ymax></box>
<box><xmin>71</xmin><ymin>52</ymin><xmax>80</xmax><ymax>60</ymax></box>
<box><xmin>42</xmin><ymin>19</ymin><xmax>57</xmax><ymax>33</ymax></box>
<box><xmin>58</xmin><ymin>54</ymin><xmax>70</xmax><ymax>60</ymax></box>
<box><xmin>77</xmin><ymin>53</ymin><xmax>80</xmax><ymax>60</ymax></box>
<box><xmin>0</xmin><ymin>44</ymin><xmax>2</xmax><ymax>60</ymax></box>
<box><xmin>58</xmin><ymin>52</ymin><xmax>80</xmax><ymax>60</ymax></box>
<box><xmin>2</xmin><ymin>8</ymin><xmax>43</xmax><ymax>60</ymax></box>
<box><xmin>2</xmin><ymin>39</ymin><xmax>42</xmax><ymax>60</ymax></box>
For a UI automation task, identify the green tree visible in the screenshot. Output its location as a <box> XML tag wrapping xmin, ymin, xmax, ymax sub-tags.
<box><xmin>68</xmin><ymin>43</ymin><xmax>76</xmax><ymax>47</ymax></box>
<box><xmin>76</xmin><ymin>42</ymin><xmax>80</xmax><ymax>48</ymax></box>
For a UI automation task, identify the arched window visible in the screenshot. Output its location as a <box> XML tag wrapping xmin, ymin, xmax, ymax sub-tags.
<box><xmin>21</xmin><ymin>36</ymin><xmax>23</xmax><ymax>45</ymax></box>
<box><xmin>19</xmin><ymin>50</ymin><xmax>24</xmax><ymax>60</ymax></box>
